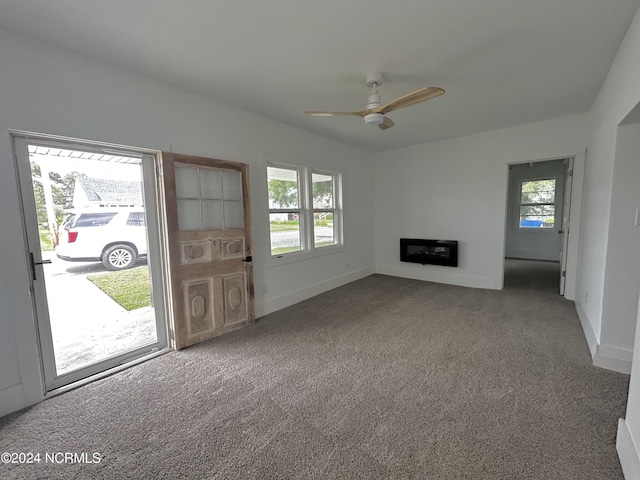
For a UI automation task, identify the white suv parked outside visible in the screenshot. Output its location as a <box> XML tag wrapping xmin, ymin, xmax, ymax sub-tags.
<box><xmin>55</xmin><ymin>207</ymin><xmax>147</xmax><ymax>270</ymax></box>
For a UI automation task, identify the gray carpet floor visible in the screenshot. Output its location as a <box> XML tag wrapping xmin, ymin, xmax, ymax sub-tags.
<box><xmin>0</xmin><ymin>274</ymin><xmax>629</xmax><ymax>479</ymax></box>
<box><xmin>504</xmin><ymin>258</ymin><xmax>561</xmax><ymax>293</ymax></box>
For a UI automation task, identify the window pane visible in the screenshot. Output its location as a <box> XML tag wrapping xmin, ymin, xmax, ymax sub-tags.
<box><xmin>520</xmin><ymin>205</ymin><xmax>555</xmax><ymax>228</ymax></box>
<box><xmin>314</xmin><ymin>212</ymin><xmax>336</xmax><ymax>247</ymax></box>
<box><xmin>312</xmin><ymin>173</ymin><xmax>334</xmax><ymax>208</ymax></box>
<box><xmin>520</xmin><ymin>179</ymin><xmax>556</xmax><ymax>228</ymax></box>
<box><xmin>267</xmin><ymin>167</ymin><xmax>299</xmax><ymax>209</ymax></box>
<box><xmin>199</xmin><ymin>168</ymin><xmax>223</xmax><ymax>199</ymax></box>
<box><xmin>202</xmin><ymin>200</ymin><xmax>224</xmax><ymax>229</ymax></box>
<box><xmin>223</xmin><ymin>170</ymin><xmax>242</xmax><ymax>200</ymax></box>
<box><xmin>175</xmin><ymin>165</ymin><xmax>200</xmax><ymax>199</ymax></box>
<box><xmin>269</xmin><ymin>213</ymin><xmax>302</xmax><ymax>254</ymax></box>
<box><xmin>521</xmin><ymin>179</ymin><xmax>555</xmax><ymax>204</ymax></box>
<box><xmin>126</xmin><ymin>212</ymin><xmax>145</xmax><ymax>227</ymax></box>
<box><xmin>177</xmin><ymin>199</ymin><xmax>201</xmax><ymax>230</ymax></box>
<box><xmin>224</xmin><ymin>200</ymin><xmax>244</xmax><ymax>229</ymax></box>
<box><xmin>74</xmin><ymin>213</ymin><xmax>116</xmax><ymax>227</ymax></box>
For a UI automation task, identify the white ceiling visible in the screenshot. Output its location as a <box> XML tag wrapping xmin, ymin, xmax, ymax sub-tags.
<box><xmin>1</xmin><ymin>0</ymin><xmax>639</xmax><ymax>152</ymax></box>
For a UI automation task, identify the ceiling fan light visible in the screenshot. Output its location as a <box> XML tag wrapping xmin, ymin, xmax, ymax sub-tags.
<box><xmin>364</xmin><ymin>113</ymin><xmax>384</xmax><ymax>125</ymax></box>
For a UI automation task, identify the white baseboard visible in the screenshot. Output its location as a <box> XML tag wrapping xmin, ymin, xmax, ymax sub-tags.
<box><xmin>255</xmin><ymin>266</ymin><xmax>375</xmax><ymax>318</ymax></box>
<box><xmin>375</xmin><ymin>264</ymin><xmax>496</xmax><ymax>290</ymax></box>
<box><xmin>618</xmin><ymin>418</ymin><xmax>640</xmax><ymax>480</ymax></box>
<box><xmin>0</xmin><ymin>384</ymin><xmax>26</xmax><ymax>418</ymax></box>
<box><xmin>594</xmin><ymin>344</ymin><xmax>633</xmax><ymax>374</ymax></box>
<box><xmin>575</xmin><ymin>297</ymin><xmax>598</xmax><ymax>357</ymax></box>
<box><xmin>575</xmin><ymin>297</ymin><xmax>633</xmax><ymax>374</ymax></box>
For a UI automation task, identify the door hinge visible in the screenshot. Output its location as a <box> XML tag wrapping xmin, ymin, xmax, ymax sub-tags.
<box><xmin>562</xmin><ymin>271</ymin><xmax>566</xmax><ymax>277</ymax></box>
<box><xmin>242</xmin><ymin>256</ymin><xmax>253</xmax><ymax>263</ymax></box>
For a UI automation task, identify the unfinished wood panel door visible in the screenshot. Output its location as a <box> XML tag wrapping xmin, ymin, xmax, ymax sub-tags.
<box><xmin>162</xmin><ymin>152</ymin><xmax>254</xmax><ymax>350</ymax></box>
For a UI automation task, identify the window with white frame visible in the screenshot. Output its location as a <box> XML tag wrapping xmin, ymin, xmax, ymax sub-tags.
<box><xmin>311</xmin><ymin>171</ymin><xmax>339</xmax><ymax>248</ymax></box>
<box><xmin>267</xmin><ymin>163</ymin><xmax>342</xmax><ymax>258</ymax></box>
<box><xmin>519</xmin><ymin>178</ymin><xmax>556</xmax><ymax>228</ymax></box>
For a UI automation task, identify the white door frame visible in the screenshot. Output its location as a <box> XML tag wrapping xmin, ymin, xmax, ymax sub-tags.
<box><xmin>11</xmin><ymin>131</ymin><xmax>169</xmax><ymax>393</ymax></box>
<box><xmin>559</xmin><ymin>157</ymin><xmax>574</xmax><ymax>295</ymax></box>
<box><xmin>502</xmin><ymin>155</ymin><xmax>574</xmax><ymax>295</ymax></box>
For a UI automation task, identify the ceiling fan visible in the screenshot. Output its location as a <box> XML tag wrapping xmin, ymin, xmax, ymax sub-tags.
<box><xmin>304</xmin><ymin>73</ymin><xmax>444</xmax><ymax>131</ymax></box>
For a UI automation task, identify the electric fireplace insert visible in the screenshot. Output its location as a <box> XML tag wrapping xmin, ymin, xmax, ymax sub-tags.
<box><xmin>400</xmin><ymin>238</ymin><xmax>458</xmax><ymax>267</ymax></box>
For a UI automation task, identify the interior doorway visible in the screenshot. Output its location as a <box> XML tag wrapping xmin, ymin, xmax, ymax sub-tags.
<box><xmin>13</xmin><ymin>135</ymin><xmax>167</xmax><ymax>392</ymax></box>
<box><xmin>503</xmin><ymin>157</ymin><xmax>573</xmax><ymax>294</ymax></box>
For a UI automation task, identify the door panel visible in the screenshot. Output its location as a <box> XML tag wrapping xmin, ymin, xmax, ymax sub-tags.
<box><xmin>559</xmin><ymin>158</ymin><xmax>574</xmax><ymax>295</ymax></box>
<box><xmin>12</xmin><ymin>135</ymin><xmax>167</xmax><ymax>392</ymax></box>
<box><xmin>161</xmin><ymin>152</ymin><xmax>254</xmax><ymax>350</ymax></box>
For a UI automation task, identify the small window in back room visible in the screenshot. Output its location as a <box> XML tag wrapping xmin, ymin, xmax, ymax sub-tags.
<box><xmin>519</xmin><ymin>179</ymin><xmax>556</xmax><ymax>228</ymax></box>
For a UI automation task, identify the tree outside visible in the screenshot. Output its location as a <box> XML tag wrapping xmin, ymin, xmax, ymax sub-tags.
<box><xmin>31</xmin><ymin>163</ymin><xmax>76</xmax><ymax>249</ymax></box>
<box><xmin>520</xmin><ymin>179</ymin><xmax>556</xmax><ymax>228</ymax></box>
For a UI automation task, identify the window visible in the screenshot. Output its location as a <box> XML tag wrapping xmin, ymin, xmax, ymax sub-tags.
<box><xmin>267</xmin><ymin>163</ymin><xmax>342</xmax><ymax>259</ymax></box>
<box><xmin>126</xmin><ymin>212</ymin><xmax>146</xmax><ymax>227</ymax></box>
<box><xmin>312</xmin><ymin>172</ymin><xmax>338</xmax><ymax>248</ymax></box>
<box><xmin>267</xmin><ymin>166</ymin><xmax>303</xmax><ymax>254</ymax></box>
<box><xmin>74</xmin><ymin>212</ymin><xmax>117</xmax><ymax>227</ymax></box>
<box><xmin>174</xmin><ymin>164</ymin><xmax>243</xmax><ymax>231</ymax></box>
<box><xmin>519</xmin><ymin>179</ymin><xmax>556</xmax><ymax>228</ymax></box>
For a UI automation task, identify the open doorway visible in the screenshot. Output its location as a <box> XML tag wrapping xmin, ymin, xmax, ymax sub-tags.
<box><xmin>503</xmin><ymin>158</ymin><xmax>573</xmax><ymax>294</ymax></box>
<box><xmin>13</xmin><ymin>135</ymin><xmax>167</xmax><ymax>392</ymax></box>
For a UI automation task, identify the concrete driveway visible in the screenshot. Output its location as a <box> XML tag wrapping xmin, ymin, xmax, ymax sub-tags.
<box><xmin>41</xmin><ymin>252</ymin><xmax>158</xmax><ymax>375</ymax></box>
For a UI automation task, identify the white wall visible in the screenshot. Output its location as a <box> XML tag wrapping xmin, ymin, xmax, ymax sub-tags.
<box><xmin>373</xmin><ymin>113</ymin><xmax>589</xmax><ymax>293</ymax></box>
<box><xmin>505</xmin><ymin>160</ymin><xmax>566</xmax><ymax>261</ymax></box>
<box><xmin>573</xmin><ymin>5</ymin><xmax>640</xmax><ymax>477</ymax></box>
<box><xmin>577</xmin><ymin>5</ymin><xmax>640</xmax><ymax>378</ymax></box>
<box><xmin>619</xmin><ymin>292</ymin><xmax>640</xmax><ymax>480</ymax></box>
<box><xmin>601</xmin><ymin>123</ymin><xmax>640</xmax><ymax>353</ymax></box>
<box><xmin>615</xmin><ymin>123</ymin><xmax>640</xmax><ymax>480</ymax></box>
<box><xmin>0</xmin><ymin>29</ymin><xmax>375</xmax><ymax>417</ymax></box>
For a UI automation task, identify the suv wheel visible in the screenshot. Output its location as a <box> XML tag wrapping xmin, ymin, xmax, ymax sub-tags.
<box><xmin>102</xmin><ymin>244</ymin><xmax>137</xmax><ymax>271</ymax></box>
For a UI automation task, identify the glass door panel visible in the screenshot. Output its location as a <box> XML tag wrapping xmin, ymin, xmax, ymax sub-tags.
<box><xmin>14</xmin><ymin>136</ymin><xmax>167</xmax><ymax>391</ymax></box>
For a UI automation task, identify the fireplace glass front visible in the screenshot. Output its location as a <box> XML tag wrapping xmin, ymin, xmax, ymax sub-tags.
<box><xmin>400</xmin><ymin>238</ymin><xmax>458</xmax><ymax>267</ymax></box>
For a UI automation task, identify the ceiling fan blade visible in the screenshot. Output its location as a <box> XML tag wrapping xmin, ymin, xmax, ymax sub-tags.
<box><xmin>378</xmin><ymin>86</ymin><xmax>444</xmax><ymax>114</ymax></box>
<box><xmin>378</xmin><ymin>116</ymin><xmax>395</xmax><ymax>130</ymax></box>
<box><xmin>304</xmin><ymin>110</ymin><xmax>366</xmax><ymax>117</ymax></box>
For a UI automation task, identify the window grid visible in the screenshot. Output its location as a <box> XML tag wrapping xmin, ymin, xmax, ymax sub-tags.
<box><xmin>519</xmin><ymin>178</ymin><xmax>556</xmax><ymax>229</ymax></box>
<box><xmin>311</xmin><ymin>171</ymin><xmax>339</xmax><ymax>249</ymax></box>
<box><xmin>267</xmin><ymin>164</ymin><xmax>342</xmax><ymax>258</ymax></box>
<box><xmin>175</xmin><ymin>164</ymin><xmax>243</xmax><ymax>231</ymax></box>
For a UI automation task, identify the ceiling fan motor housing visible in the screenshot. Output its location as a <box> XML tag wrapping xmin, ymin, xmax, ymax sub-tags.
<box><xmin>364</xmin><ymin>113</ymin><xmax>384</xmax><ymax>125</ymax></box>
<box><xmin>364</xmin><ymin>92</ymin><xmax>384</xmax><ymax>125</ymax></box>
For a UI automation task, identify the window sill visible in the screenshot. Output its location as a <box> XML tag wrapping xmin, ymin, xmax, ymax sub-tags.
<box><xmin>266</xmin><ymin>243</ymin><xmax>345</xmax><ymax>268</ymax></box>
<box><xmin>516</xmin><ymin>228</ymin><xmax>558</xmax><ymax>233</ymax></box>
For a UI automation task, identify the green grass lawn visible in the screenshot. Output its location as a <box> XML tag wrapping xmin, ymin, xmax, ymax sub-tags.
<box><xmin>315</xmin><ymin>241</ymin><xmax>335</xmax><ymax>247</ymax></box>
<box><xmin>271</xmin><ymin>246</ymin><xmax>302</xmax><ymax>255</ymax></box>
<box><xmin>39</xmin><ymin>228</ymin><xmax>53</xmax><ymax>252</ymax></box>
<box><xmin>269</xmin><ymin>222</ymin><xmax>299</xmax><ymax>232</ymax></box>
<box><xmin>87</xmin><ymin>266</ymin><xmax>151</xmax><ymax>311</ymax></box>
<box><xmin>269</xmin><ymin>222</ymin><xmax>331</xmax><ymax>232</ymax></box>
